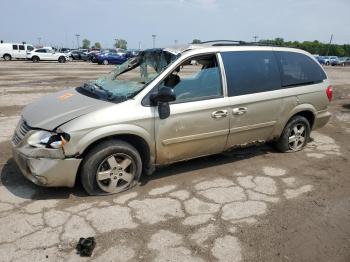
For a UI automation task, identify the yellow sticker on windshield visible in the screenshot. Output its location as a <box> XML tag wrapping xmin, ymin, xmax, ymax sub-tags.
<box><xmin>58</xmin><ymin>93</ymin><xmax>74</xmax><ymax>100</ymax></box>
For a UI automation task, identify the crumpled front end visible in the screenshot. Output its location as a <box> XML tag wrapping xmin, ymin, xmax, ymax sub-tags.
<box><xmin>11</xmin><ymin>118</ymin><xmax>81</xmax><ymax>188</ymax></box>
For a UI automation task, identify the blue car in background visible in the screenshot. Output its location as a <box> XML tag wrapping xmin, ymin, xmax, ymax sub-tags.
<box><xmin>316</xmin><ymin>56</ymin><xmax>326</xmax><ymax>65</ymax></box>
<box><xmin>96</xmin><ymin>51</ymin><xmax>128</xmax><ymax>65</ymax></box>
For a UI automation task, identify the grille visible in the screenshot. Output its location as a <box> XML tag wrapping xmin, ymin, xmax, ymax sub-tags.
<box><xmin>12</xmin><ymin>119</ymin><xmax>32</xmax><ymax>146</ymax></box>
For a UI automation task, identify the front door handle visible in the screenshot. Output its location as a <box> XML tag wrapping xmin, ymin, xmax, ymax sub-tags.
<box><xmin>232</xmin><ymin>107</ymin><xmax>248</xmax><ymax>115</ymax></box>
<box><xmin>212</xmin><ymin>110</ymin><xmax>228</xmax><ymax>118</ymax></box>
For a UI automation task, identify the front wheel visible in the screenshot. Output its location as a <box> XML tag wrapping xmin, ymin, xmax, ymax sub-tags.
<box><xmin>274</xmin><ymin>115</ymin><xmax>310</xmax><ymax>153</ymax></box>
<box><xmin>103</xmin><ymin>59</ymin><xmax>109</xmax><ymax>65</ymax></box>
<box><xmin>80</xmin><ymin>140</ymin><xmax>142</xmax><ymax>195</ymax></box>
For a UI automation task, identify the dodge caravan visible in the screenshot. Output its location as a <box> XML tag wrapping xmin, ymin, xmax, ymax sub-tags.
<box><xmin>11</xmin><ymin>41</ymin><xmax>332</xmax><ymax>195</ymax></box>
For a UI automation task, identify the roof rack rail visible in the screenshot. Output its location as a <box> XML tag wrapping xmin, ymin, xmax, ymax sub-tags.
<box><xmin>198</xmin><ymin>40</ymin><xmax>276</xmax><ymax>47</ymax></box>
<box><xmin>199</xmin><ymin>40</ymin><xmax>246</xmax><ymax>45</ymax></box>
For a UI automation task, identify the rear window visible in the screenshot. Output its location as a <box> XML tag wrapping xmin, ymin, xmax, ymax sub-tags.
<box><xmin>274</xmin><ymin>51</ymin><xmax>327</xmax><ymax>87</ymax></box>
<box><xmin>221</xmin><ymin>51</ymin><xmax>281</xmax><ymax>96</ymax></box>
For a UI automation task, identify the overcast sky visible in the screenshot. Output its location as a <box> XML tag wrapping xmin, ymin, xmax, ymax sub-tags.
<box><xmin>1</xmin><ymin>0</ymin><xmax>349</xmax><ymax>49</ymax></box>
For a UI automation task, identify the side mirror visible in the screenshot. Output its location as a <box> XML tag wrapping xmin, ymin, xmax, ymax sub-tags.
<box><xmin>150</xmin><ymin>86</ymin><xmax>176</xmax><ymax>104</ymax></box>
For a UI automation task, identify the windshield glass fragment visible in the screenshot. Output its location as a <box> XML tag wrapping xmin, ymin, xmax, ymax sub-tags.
<box><xmin>92</xmin><ymin>49</ymin><xmax>178</xmax><ymax>100</ymax></box>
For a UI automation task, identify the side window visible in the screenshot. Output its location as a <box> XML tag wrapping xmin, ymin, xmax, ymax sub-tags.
<box><xmin>19</xmin><ymin>45</ymin><xmax>25</xmax><ymax>50</ymax></box>
<box><xmin>221</xmin><ymin>51</ymin><xmax>281</xmax><ymax>96</ymax></box>
<box><xmin>36</xmin><ymin>49</ymin><xmax>46</xmax><ymax>53</ymax></box>
<box><xmin>27</xmin><ymin>45</ymin><xmax>34</xmax><ymax>51</ymax></box>
<box><xmin>274</xmin><ymin>51</ymin><xmax>327</xmax><ymax>87</ymax></box>
<box><xmin>12</xmin><ymin>45</ymin><xmax>18</xmax><ymax>50</ymax></box>
<box><xmin>162</xmin><ymin>54</ymin><xmax>222</xmax><ymax>102</ymax></box>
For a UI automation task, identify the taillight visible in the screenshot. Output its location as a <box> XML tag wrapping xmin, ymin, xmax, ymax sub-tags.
<box><xmin>326</xmin><ymin>85</ymin><xmax>333</xmax><ymax>102</ymax></box>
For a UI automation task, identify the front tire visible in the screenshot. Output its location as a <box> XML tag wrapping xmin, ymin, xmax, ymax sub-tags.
<box><xmin>103</xmin><ymin>59</ymin><xmax>109</xmax><ymax>65</ymax></box>
<box><xmin>80</xmin><ymin>140</ymin><xmax>142</xmax><ymax>195</ymax></box>
<box><xmin>274</xmin><ymin>115</ymin><xmax>310</xmax><ymax>153</ymax></box>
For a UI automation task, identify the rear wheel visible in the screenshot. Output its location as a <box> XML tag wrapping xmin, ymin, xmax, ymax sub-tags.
<box><xmin>103</xmin><ymin>59</ymin><xmax>109</xmax><ymax>65</ymax></box>
<box><xmin>274</xmin><ymin>115</ymin><xmax>310</xmax><ymax>153</ymax></box>
<box><xmin>3</xmin><ymin>54</ymin><xmax>11</xmax><ymax>61</ymax></box>
<box><xmin>32</xmin><ymin>56</ymin><xmax>40</xmax><ymax>63</ymax></box>
<box><xmin>80</xmin><ymin>140</ymin><xmax>142</xmax><ymax>195</ymax></box>
<box><xmin>58</xmin><ymin>56</ymin><xmax>66</xmax><ymax>63</ymax></box>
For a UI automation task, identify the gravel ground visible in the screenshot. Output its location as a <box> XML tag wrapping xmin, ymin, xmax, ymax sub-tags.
<box><xmin>0</xmin><ymin>61</ymin><xmax>349</xmax><ymax>262</ymax></box>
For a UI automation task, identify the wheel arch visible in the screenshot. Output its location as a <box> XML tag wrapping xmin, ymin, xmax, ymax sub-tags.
<box><xmin>81</xmin><ymin>134</ymin><xmax>152</xmax><ymax>174</ymax></box>
<box><xmin>3</xmin><ymin>53</ymin><xmax>12</xmax><ymax>59</ymax></box>
<box><xmin>271</xmin><ymin>104</ymin><xmax>316</xmax><ymax>141</ymax></box>
<box><xmin>75</xmin><ymin>126</ymin><xmax>155</xmax><ymax>175</ymax></box>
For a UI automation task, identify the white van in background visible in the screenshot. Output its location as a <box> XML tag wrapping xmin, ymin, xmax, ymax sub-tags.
<box><xmin>0</xmin><ymin>43</ymin><xmax>34</xmax><ymax>61</ymax></box>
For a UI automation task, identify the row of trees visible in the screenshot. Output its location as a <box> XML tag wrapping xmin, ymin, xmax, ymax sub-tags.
<box><xmin>82</xmin><ymin>38</ymin><xmax>101</xmax><ymax>49</ymax></box>
<box><xmin>82</xmin><ymin>39</ymin><xmax>101</xmax><ymax>49</ymax></box>
<box><xmin>191</xmin><ymin>38</ymin><xmax>350</xmax><ymax>57</ymax></box>
<box><xmin>81</xmin><ymin>38</ymin><xmax>127</xmax><ymax>50</ymax></box>
<box><xmin>81</xmin><ymin>37</ymin><xmax>350</xmax><ymax>56</ymax></box>
<box><xmin>261</xmin><ymin>38</ymin><xmax>350</xmax><ymax>57</ymax></box>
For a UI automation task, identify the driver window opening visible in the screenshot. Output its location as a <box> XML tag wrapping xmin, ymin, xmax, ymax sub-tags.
<box><xmin>163</xmin><ymin>54</ymin><xmax>222</xmax><ymax>102</ymax></box>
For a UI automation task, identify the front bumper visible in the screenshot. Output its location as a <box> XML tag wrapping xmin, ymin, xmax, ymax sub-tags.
<box><xmin>11</xmin><ymin>127</ymin><xmax>81</xmax><ymax>188</ymax></box>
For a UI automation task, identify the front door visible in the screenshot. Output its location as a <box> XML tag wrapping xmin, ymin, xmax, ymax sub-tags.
<box><xmin>155</xmin><ymin>53</ymin><xmax>230</xmax><ymax>164</ymax></box>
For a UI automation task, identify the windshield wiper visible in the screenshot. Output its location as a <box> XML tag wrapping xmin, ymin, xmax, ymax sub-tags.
<box><xmin>94</xmin><ymin>83</ymin><xmax>116</xmax><ymax>100</ymax></box>
<box><xmin>82</xmin><ymin>82</ymin><xmax>126</xmax><ymax>102</ymax></box>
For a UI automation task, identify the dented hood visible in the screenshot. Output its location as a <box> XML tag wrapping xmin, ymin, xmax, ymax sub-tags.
<box><xmin>23</xmin><ymin>88</ymin><xmax>110</xmax><ymax>130</ymax></box>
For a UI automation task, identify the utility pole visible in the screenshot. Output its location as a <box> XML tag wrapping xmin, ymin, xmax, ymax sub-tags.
<box><xmin>75</xmin><ymin>34</ymin><xmax>80</xmax><ymax>49</ymax></box>
<box><xmin>152</xmin><ymin>35</ymin><xmax>157</xmax><ymax>48</ymax></box>
<box><xmin>37</xmin><ymin>37</ymin><xmax>41</xmax><ymax>46</ymax></box>
<box><xmin>174</xmin><ymin>40</ymin><xmax>178</xmax><ymax>45</ymax></box>
<box><xmin>138</xmin><ymin>41</ymin><xmax>142</xmax><ymax>50</ymax></box>
<box><xmin>114</xmin><ymin>38</ymin><xmax>117</xmax><ymax>48</ymax></box>
<box><xmin>326</xmin><ymin>34</ymin><xmax>333</xmax><ymax>56</ymax></box>
<box><xmin>253</xmin><ymin>35</ymin><xmax>258</xmax><ymax>42</ymax></box>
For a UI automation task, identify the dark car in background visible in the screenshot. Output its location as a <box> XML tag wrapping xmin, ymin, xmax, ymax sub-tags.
<box><xmin>70</xmin><ymin>50</ymin><xmax>88</xmax><ymax>60</ymax></box>
<box><xmin>86</xmin><ymin>50</ymin><xmax>101</xmax><ymax>62</ymax></box>
<box><xmin>59</xmin><ymin>48</ymin><xmax>72</xmax><ymax>53</ymax></box>
<box><xmin>126</xmin><ymin>50</ymin><xmax>140</xmax><ymax>58</ymax></box>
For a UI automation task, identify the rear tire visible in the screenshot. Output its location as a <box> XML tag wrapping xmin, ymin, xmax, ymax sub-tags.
<box><xmin>32</xmin><ymin>56</ymin><xmax>40</xmax><ymax>63</ymax></box>
<box><xmin>80</xmin><ymin>139</ymin><xmax>142</xmax><ymax>196</ymax></box>
<box><xmin>103</xmin><ymin>59</ymin><xmax>109</xmax><ymax>65</ymax></box>
<box><xmin>274</xmin><ymin>115</ymin><xmax>310</xmax><ymax>153</ymax></box>
<box><xmin>3</xmin><ymin>54</ymin><xmax>11</xmax><ymax>61</ymax></box>
<box><xmin>58</xmin><ymin>56</ymin><xmax>66</xmax><ymax>63</ymax></box>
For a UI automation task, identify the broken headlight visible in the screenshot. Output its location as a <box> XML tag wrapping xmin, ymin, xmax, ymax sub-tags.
<box><xmin>27</xmin><ymin>130</ymin><xmax>70</xmax><ymax>149</ymax></box>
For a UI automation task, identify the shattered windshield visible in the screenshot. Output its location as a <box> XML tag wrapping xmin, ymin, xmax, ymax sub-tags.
<box><xmin>92</xmin><ymin>49</ymin><xmax>178</xmax><ymax>100</ymax></box>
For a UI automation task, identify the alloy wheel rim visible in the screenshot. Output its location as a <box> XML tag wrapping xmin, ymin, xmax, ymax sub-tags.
<box><xmin>288</xmin><ymin>123</ymin><xmax>306</xmax><ymax>151</ymax></box>
<box><xmin>96</xmin><ymin>153</ymin><xmax>135</xmax><ymax>193</ymax></box>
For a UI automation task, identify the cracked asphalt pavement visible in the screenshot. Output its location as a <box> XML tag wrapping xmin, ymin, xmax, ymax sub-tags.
<box><xmin>0</xmin><ymin>61</ymin><xmax>349</xmax><ymax>262</ymax></box>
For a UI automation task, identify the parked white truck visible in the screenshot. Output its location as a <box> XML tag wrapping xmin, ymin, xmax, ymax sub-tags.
<box><xmin>0</xmin><ymin>42</ymin><xmax>34</xmax><ymax>60</ymax></box>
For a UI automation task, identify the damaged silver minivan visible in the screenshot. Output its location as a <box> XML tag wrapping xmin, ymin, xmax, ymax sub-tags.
<box><xmin>12</xmin><ymin>41</ymin><xmax>332</xmax><ymax>195</ymax></box>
